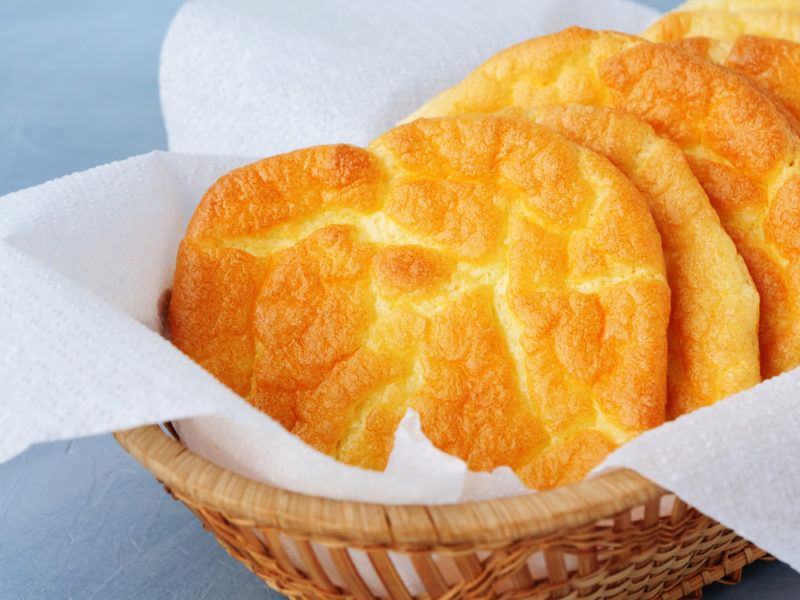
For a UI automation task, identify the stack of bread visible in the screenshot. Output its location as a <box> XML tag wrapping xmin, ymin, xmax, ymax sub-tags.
<box><xmin>168</xmin><ymin>0</ymin><xmax>800</xmax><ymax>490</ymax></box>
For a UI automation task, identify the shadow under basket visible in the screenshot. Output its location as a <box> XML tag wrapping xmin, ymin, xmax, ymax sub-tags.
<box><xmin>114</xmin><ymin>424</ymin><xmax>768</xmax><ymax>599</ymax></box>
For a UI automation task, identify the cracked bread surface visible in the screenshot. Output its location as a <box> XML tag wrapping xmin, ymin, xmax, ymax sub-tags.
<box><xmin>409</xmin><ymin>27</ymin><xmax>800</xmax><ymax>382</ymax></box>
<box><xmin>524</xmin><ymin>104</ymin><xmax>759</xmax><ymax>418</ymax></box>
<box><xmin>169</xmin><ymin>114</ymin><xmax>670</xmax><ymax>489</ymax></box>
<box><xmin>645</xmin><ymin>11</ymin><xmax>800</xmax><ymax>123</ymax></box>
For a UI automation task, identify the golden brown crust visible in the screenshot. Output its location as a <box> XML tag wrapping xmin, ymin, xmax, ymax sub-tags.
<box><xmin>516</xmin><ymin>430</ymin><xmax>616</xmax><ymax>490</ymax></box>
<box><xmin>645</xmin><ymin>11</ymin><xmax>800</xmax><ymax>124</ymax></box>
<box><xmin>170</xmin><ymin>242</ymin><xmax>268</xmax><ymax>397</ymax></box>
<box><xmin>527</xmin><ymin>105</ymin><xmax>760</xmax><ymax>418</ymax></box>
<box><xmin>169</xmin><ymin>114</ymin><xmax>670</xmax><ymax>489</ymax></box>
<box><xmin>186</xmin><ymin>144</ymin><xmax>383</xmax><ymax>242</ymax></box>
<box><xmin>410</xmin><ymin>26</ymin><xmax>800</xmax><ymax>381</ymax></box>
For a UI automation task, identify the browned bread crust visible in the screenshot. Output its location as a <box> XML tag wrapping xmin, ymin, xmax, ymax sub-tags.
<box><xmin>410</xmin><ymin>27</ymin><xmax>799</xmax><ymax>382</ymax></box>
<box><xmin>525</xmin><ymin>104</ymin><xmax>759</xmax><ymax>418</ymax></box>
<box><xmin>170</xmin><ymin>114</ymin><xmax>670</xmax><ymax>489</ymax></box>
<box><xmin>645</xmin><ymin>11</ymin><xmax>800</xmax><ymax>124</ymax></box>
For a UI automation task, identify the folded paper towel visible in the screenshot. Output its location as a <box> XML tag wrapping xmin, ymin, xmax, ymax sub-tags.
<box><xmin>0</xmin><ymin>151</ymin><xmax>529</xmax><ymax>505</ymax></box>
<box><xmin>2</xmin><ymin>0</ymin><xmax>799</xmax><ymax>573</ymax></box>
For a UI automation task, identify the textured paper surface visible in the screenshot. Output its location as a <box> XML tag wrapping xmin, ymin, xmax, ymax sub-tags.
<box><xmin>4</xmin><ymin>0</ymin><xmax>800</xmax><ymax>573</ymax></box>
<box><xmin>600</xmin><ymin>374</ymin><xmax>800</xmax><ymax>571</ymax></box>
<box><xmin>162</xmin><ymin>0</ymin><xmax>660</xmax><ymax>156</ymax></box>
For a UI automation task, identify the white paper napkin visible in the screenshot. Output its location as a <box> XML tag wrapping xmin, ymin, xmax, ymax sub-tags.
<box><xmin>600</xmin><ymin>374</ymin><xmax>800</xmax><ymax>571</ymax></box>
<box><xmin>4</xmin><ymin>0</ymin><xmax>799</xmax><ymax>574</ymax></box>
<box><xmin>162</xmin><ymin>0</ymin><xmax>661</xmax><ymax>156</ymax></box>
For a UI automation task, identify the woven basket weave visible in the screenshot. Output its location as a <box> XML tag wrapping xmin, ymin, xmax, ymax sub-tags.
<box><xmin>114</xmin><ymin>424</ymin><xmax>767</xmax><ymax>599</ymax></box>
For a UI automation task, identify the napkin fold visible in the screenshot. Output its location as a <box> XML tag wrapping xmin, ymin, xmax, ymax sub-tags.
<box><xmin>0</xmin><ymin>153</ymin><xmax>248</xmax><ymax>457</ymax></box>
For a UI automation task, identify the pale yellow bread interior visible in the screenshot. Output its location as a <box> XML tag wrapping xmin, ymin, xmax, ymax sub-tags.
<box><xmin>169</xmin><ymin>114</ymin><xmax>670</xmax><ymax>490</ymax></box>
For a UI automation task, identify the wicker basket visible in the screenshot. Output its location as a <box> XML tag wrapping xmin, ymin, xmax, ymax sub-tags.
<box><xmin>114</xmin><ymin>424</ymin><xmax>767</xmax><ymax>599</ymax></box>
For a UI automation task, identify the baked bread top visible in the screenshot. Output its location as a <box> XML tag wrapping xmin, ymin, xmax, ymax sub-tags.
<box><xmin>645</xmin><ymin>11</ymin><xmax>800</xmax><ymax>122</ymax></box>
<box><xmin>409</xmin><ymin>27</ymin><xmax>800</xmax><ymax>381</ymax></box>
<box><xmin>524</xmin><ymin>104</ymin><xmax>759</xmax><ymax>418</ymax></box>
<box><xmin>169</xmin><ymin>114</ymin><xmax>670</xmax><ymax>489</ymax></box>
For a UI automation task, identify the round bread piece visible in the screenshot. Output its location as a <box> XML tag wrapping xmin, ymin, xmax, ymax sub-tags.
<box><xmin>409</xmin><ymin>27</ymin><xmax>800</xmax><ymax>382</ymax></box>
<box><xmin>169</xmin><ymin>114</ymin><xmax>670</xmax><ymax>490</ymax></box>
<box><xmin>645</xmin><ymin>11</ymin><xmax>800</xmax><ymax>121</ymax></box>
<box><xmin>677</xmin><ymin>0</ymin><xmax>800</xmax><ymax>10</ymax></box>
<box><xmin>522</xmin><ymin>105</ymin><xmax>759</xmax><ymax>418</ymax></box>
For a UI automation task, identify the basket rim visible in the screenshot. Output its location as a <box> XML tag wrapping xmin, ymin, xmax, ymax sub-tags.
<box><xmin>114</xmin><ymin>424</ymin><xmax>666</xmax><ymax>548</ymax></box>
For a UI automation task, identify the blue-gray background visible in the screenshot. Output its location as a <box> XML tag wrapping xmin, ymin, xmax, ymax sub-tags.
<box><xmin>0</xmin><ymin>1</ymin><xmax>796</xmax><ymax>598</ymax></box>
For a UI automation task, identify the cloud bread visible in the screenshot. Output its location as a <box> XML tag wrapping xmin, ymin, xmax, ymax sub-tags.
<box><xmin>169</xmin><ymin>114</ymin><xmax>670</xmax><ymax>489</ymax></box>
<box><xmin>522</xmin><ymin>105</ymin><xmax>759</xmax><ymax>418</ymax></box>
<box><xmin>409</xmin><ymin>26</ymin><xmax>800</xmax><ymax>381</ymax></box>
<box><xmin>644</xmin><ymin>11</ymin><xmax>800</xmax><ymax>121</ymax></box>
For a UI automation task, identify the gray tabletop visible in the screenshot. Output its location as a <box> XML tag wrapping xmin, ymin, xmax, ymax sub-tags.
<box><xmin>1</xmin><ymin>1</ymin><xmax>797</xmax><ymax>598</ymax></box>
